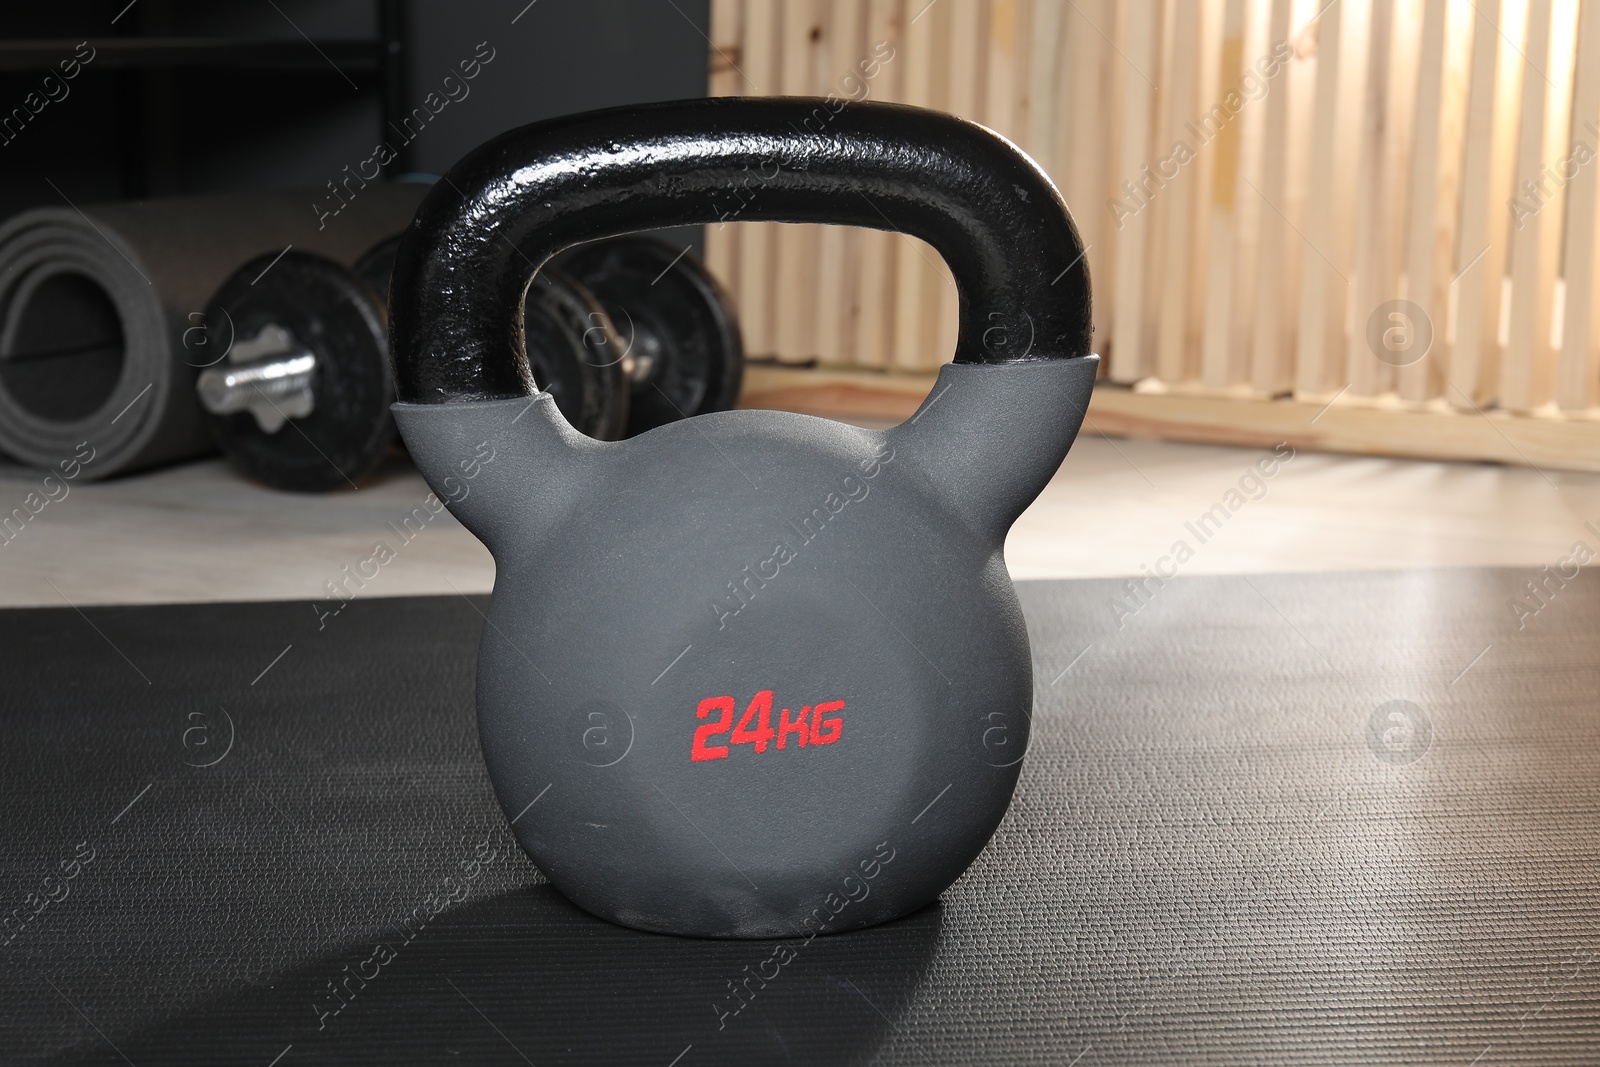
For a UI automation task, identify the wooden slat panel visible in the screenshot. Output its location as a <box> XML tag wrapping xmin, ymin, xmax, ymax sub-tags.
<box><xmin>1502</xmin><ymin>0</ymin><xmax>1551</xmax><ymax>411</ymax></box>
<box><xmin>1025</xmin><ymin>0</ymin><xmax>1064</xmax><ymax>170</ymax></box>
<box><xmin>1537</xmin><ymin>0</ymin><xmax>1579</xmax><ymax>406</ymax></box>
<box><xmin>1398</xmin><ymin>0</ymin><xmax>1465</xmax><ymax>403</ymax></box>
<box><xmin>1270</xmin><ymin>0</ymin><xmax>1319</xmax><ymax>391</ymax></box>
<box><xmin>734</xmin><ymin>0</ymin><xmax>782</xmax><ymax>360</ymax></box>
<box><xmin>1502</xmin><ymin>0</ymin><xmax>1576</xmax><ymax>411</ymax></box>
<box><xmin>1450</xmin><ymin>0</ymin><xmax>1525</xmax><ymax>408</ymax></box>
<box><xmin>930</xmin><ymin>0</ymin><xmax>986</xmax><ymax>367</ymax></box>
<box><xmin>1144</xmin><ymin>0</ymin><xmax>1174</xmax><ymax>374</ymax></box>
<box><xmin>1248</xmin><ymin>0</ymin><xmax>1298</xmax><ymax>397</ymax></box>
<box><xmin>1325</xmin><ymin>0</ymin><xmax>1376</xmax><ymax>396</ymax></box>
<box><xmin>1381</xmin><ymin>0</ymin><xmax>1422</xmax><ymax>396</ymax></box>
<box><xmin>1049</xmin><ymin>0</ymin><xmax>1082</xmax><ymax>222</ymax></box>
<box><xmin>1183</xmin><ymin>0</ymin><xmax>1229</xmax><ymax>384</ymax></box>
<box><xmin>1294</xmin><ymin>0</ymin><xmax>1344</xmax><ymax>396</ymax></box>
<box><xmin>1558</xmin><ymin>0</ymin><xmax>1600</xmax><ymax>410</ymax></box>
<box><xmin>1155</xmin><ymin>0</ymin><xmax>1203</xmax><ymax>385</ymax></box>
<box><xmin>710</xmin><ymin>0</ymin><xmax>1597</xmax><ymax>447</ymax></box>
<box><xmin>1062</xmin><ymin>0</ymin><xmax>1120</xmax><ymax>359</ymax></box>
<box><xmin>704</xmin><ymin>0</ymin><xmax>746</xmax><ymax>304</ymax></box>
<box><xmin>1109</xmin><ymin>0</ymin><xmax>1160</xmax><ymax>383</ymax></box>
<box><xmin>848</xmin><ymin>0</ymin><xmax>906</xmax><ymax>370</ymax></box>
<box><xmin>1199</xmin><ymin>0</ymin><xmax>1248</xmax><ymax>390</ymax></box>
<box><xmin>1224</xmin><ymin>0</ymin><xmax>1272</xmax><ymax>393</ymax></box>
<box><xmin>1379</xmin><ymin>0</ymin><xmax>1423</xmax><ymax>396</ymax></box>
<box><xmin>891</xmin><ymin>0</ymin><xmax>952</xmax><ymax>370</ymax></box>
<box><xmin>772</xmin><ymin>0</ymin><xmax>827</xmax><ymax>363</ymax></box>
<box><xmin>813</xmin><ymin>0</ymin><xmax>867</xmax><ymax>366</ymax></box>
<box><xmin>1346</xmin><ymin>0</ymin><xmax>1409</xmax><ymax>399</ymax></box>
<box><xmin>985</xmin><ymin>0</ymin><xmax>1019</xmax><ymax>140</ymax></box>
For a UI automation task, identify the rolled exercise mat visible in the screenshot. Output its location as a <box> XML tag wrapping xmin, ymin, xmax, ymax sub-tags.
<box><xmin>0</xmin><ymin>184</ymin><xmax>427</xmax><ymax>478</ymax></box>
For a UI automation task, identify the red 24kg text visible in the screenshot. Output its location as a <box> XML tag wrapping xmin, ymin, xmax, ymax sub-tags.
<box><xmin>692</xmin><ymin>690</ymin><xmax>845</xmax><ymax>762</ymax></box>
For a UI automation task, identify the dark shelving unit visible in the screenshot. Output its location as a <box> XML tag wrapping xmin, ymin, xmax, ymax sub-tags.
<box><xmin>0</xmin><ymin>0</ymin><xmax>408</xmax><ymax>213</ymax></box>
<box><xmin>0</xmin><ymin>38</ymin><xmax>385</xmax><ymax>72</ymax></box>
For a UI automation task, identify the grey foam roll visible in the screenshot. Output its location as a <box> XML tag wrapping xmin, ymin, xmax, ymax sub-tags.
<box><xmin>0</xmin><ymin>184</ymin><xmax>427</xmax><ymax>479</ymax></box>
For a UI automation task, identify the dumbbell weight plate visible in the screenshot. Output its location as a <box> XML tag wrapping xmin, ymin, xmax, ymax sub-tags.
<box><xmin>558</xmin><ymin>236</ymin><xmax>742</xmax><ymax>436</ymax></box>
<box><xmin>360</xmin><ymin>236</ymin><xmax>629</xmax><ymax>442</ymax></box>
<box><xmin>523</xmin><ymin>269</ymin><xmax>630</xmax><ymax>441</ymax></box>
<box><xmin>354</xmin><ymin>235</ymin><xmax>402</xmax><ymax>307</ymax></box>
<box><xmin>199</xmin><ymin>251</ymin><xmax>395</xmax><ymax>492</ymax></box>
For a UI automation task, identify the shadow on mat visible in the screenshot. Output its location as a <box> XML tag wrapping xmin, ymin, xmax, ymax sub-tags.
<box><xmin>47</xmin><ymin>884</ymin><xmax>943</xmax><ymax>1067</ymax></box>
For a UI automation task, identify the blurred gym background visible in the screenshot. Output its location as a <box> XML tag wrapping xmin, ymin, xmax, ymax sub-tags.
<box><xmin>1</xmin><ymin>1</ymin><xmax>710</xmax><ymax>210</ymax></box>
<box><xmin>3</xmin><ymin>0</ymin><xmax>1599</xmax><ymax>608</ymax></box>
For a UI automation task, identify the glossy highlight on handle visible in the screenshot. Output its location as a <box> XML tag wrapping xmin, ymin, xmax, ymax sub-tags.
<box><xmin>389</xmin><ymin>96</ymin><xmax>1094</xmax><ymax>403</ymax></box>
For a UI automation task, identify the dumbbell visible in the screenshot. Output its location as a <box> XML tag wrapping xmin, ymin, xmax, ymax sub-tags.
<box><xmin>194</xmin><ymin>236</ymin><xmax>740</xmax><ymax>491</ymax></box>
<box><xmin>555</xmin><ymin>236</ymin><xmax>743</xmax><ymax>436</ymax></box>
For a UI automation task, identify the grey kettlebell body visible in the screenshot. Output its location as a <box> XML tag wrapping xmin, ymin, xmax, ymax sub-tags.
<box><xmin>389</xmin><ymin>98</ymin><xmax>1097</xmax><ymax>938</ymax></box>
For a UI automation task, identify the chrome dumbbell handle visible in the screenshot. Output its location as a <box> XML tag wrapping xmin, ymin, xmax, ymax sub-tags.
<box><xmin>195</xmin><ymin>324</ymin><xmax>317</xmax><ymax>433</ymax></box>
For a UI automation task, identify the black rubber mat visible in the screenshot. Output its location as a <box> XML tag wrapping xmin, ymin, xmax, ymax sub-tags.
<box><xmin>2</xmin><ymin>569</ymin><xmax>1596</xmax><ymax>1065</ymax></box>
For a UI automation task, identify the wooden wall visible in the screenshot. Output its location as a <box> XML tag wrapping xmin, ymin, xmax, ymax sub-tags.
<box><xmin>707</xmin><ymin>0</ymin><xmax>1600</xmax><ymax>448</ymax></box>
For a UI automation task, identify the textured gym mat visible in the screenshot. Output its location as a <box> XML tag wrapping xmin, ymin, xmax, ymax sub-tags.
<box><xmin>1</xmin><ymin>569</ymin><xmax>1596</xmax><ymax>1065</ymax></box>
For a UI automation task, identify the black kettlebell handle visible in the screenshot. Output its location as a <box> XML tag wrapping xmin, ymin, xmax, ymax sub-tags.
<box><xmin>389</xmin><ymin>97</ymin><xmax>1093</xmax><ymax>403</ymax></box>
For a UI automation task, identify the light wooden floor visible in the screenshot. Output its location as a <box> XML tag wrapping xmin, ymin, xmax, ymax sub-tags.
<box><xmin>3</xmin><ymin>430</ymin><xmax>1597</xmax><ymax>609</ymax></box>
<box><xmin>1009</xmin><ymin>430</ymin><xmax>1600</xmax><ymax>579</ymax></box>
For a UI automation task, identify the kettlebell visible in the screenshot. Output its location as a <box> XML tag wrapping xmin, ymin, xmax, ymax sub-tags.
<box><xmin>388</xmin><ymin>97</ymin><xmax>1097</xmax><ymax>939</ymax></box>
